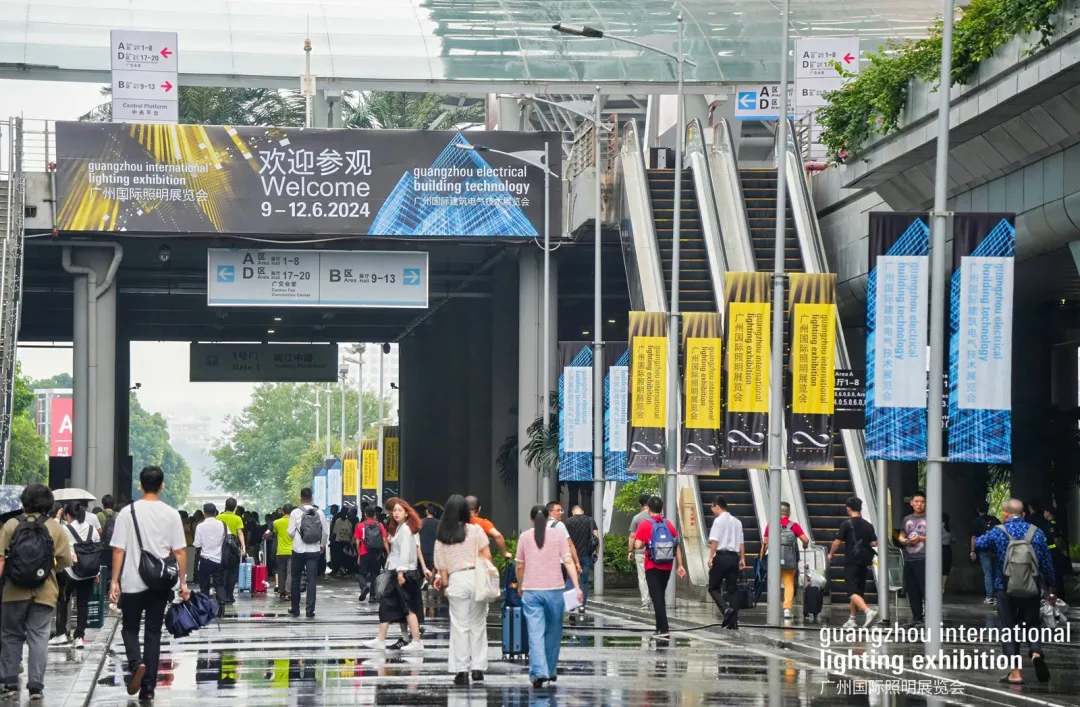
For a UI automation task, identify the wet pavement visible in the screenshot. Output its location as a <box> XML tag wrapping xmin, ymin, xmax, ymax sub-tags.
<box><xmin>14</xmin><ymin>577</ymin><xmax>1067</xmax><ymax>705</ymax></box>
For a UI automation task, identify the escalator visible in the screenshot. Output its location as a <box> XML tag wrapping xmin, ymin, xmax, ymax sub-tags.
<box><xmin>647</xmin><ymin>169</ymin><xmax>714</xmax><ymax>313</ymax></box>
<box><xmin>740</xmin><ymin>168</ymin><xmax>874</xmax><ymax>604</ymax></box>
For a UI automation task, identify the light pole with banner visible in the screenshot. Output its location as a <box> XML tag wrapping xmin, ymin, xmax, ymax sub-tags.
<box><xmin>454</xmin><ymin>141</ymin><xmax>556</xmax><ymax>504</ymax></box>
<box><xmin>554</xmin><ymin>15</ymin><xmax>693</xmax><ymax>608</ymax></box>
<box><xmin>512</xmin><ymin>90</ymin><xmax>609</xmax><ymax>595</ymax></box>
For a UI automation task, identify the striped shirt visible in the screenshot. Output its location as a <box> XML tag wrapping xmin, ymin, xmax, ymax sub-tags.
<box><xmin>515</xmin><ymin>526</ymin><xmax>570</xmax><ymax>591</ymax></box>
<box><xmin>434</xmin><ymin>524</ymin><xmax>487</xmax><ymax>575</ymax></box>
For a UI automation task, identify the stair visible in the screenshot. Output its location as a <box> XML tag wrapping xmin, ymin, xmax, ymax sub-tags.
<box><xmin>699</xmin><ymin>472</ymin><xmax>760</xmax><ymax>563</ymax></box>
<box><xmin>647</xmin><ymin>170</ymin><xmax>715</xmax><ymax>313</ymax></box>
<box><xmin>0</xmin><ymin>125</ymin><xmax>27</xmax><ymax>480</ymax></box>
<box><xmin>740</xmin><ymin>169</ymin><xmax>875</xmax><ymax>603</ymax></box>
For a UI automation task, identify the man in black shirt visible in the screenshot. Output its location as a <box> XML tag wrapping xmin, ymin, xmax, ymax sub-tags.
<box><xmin>564</xmin><ymin>506</ymin><xmax>599</xmax><ymax>613</ymax></box>
<box><xmin>969</xmin><ymin>501</ymin><xmax>1000</xmax><ymax>604</ymax></box>
<box><xmin>828</xmin><ymin>497</ymin><xmax>878</xmax><ymax>629</ymax></box>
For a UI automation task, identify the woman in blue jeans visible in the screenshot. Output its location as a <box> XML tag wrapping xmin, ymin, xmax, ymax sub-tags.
<box><xmin>515</xmin><ymin>505</ymin><xmax>582</xmax><ymax>689</ymax></box>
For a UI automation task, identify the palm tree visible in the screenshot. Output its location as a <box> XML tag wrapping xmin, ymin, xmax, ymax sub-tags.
<box><xmin>343</xmin><ymin>92</ymin><xmax>484</xmax><ymax>130</ymax></box>
<box><xmin>80</xmin><ymin>86</ymin><xmax>306</xmax><ymax>126</ymax></box>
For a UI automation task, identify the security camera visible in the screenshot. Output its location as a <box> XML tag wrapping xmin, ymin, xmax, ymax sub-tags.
<box><xmin>382</xmin><ymin>342</ymin><xmax>391</xmax><ymax>354</ymax></box>
<box><xmin>158</xmin><ymin>245</ymin><xmax>171</xmax><ymax>263</ymax></box>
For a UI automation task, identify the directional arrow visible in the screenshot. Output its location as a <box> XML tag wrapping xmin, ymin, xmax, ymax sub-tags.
<box><xmin>843</xmin><ymin>52</ymin><xmax>855</xmax><ymax>65</ymax></box>
<box><xmin>738</xmin><ymin>93</ymin><xmax>755</xmax><ymax>110</ymax></box>
<box><xmin>403</xmin><ymin>268</ymin><xmax>421</xmax><ymax>286</ymax></box>
<box><xmin>160</xmin><ymin>47</ymin><xmax>173</xmax><ymax>59</ymax></box>
<box><xmin>162</xmin><ymin>80</ymin><xmax>173</xmax><ymax>92</ymax></box>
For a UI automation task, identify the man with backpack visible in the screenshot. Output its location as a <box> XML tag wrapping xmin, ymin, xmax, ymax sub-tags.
<box><xmin>217</xmin><ymin>498</ymin><xmax>247</xmax><ymax>605</ymax></box>
<box><xmin>975</xmin><ymin>498</ymin><xmax>1056</xmax><ymax>685</ymax></box>
<box><xmin>354</xmin><ymin>505</ymin><xmax>387</xmax><ymax>603</ymax></box>
<box><xmin>0</xmin><ymin>484</ymin><xmax>72</xmax><ymax>702</ymax></box>
<box><xmin>109</xmin><ymin>466</ymin><xmax>190</xmax><ymax>701</ymax></box>
<box><xmin>828</xmin><ymin>497</ymin><xmax>878</xmax><ymax>628</ymax></box>
<box><xmin>633</xmin><ymin>496</ymin><xmax>687</xmax><ymax>638</ymax></box>
<box><xmin>969</xmin><ymin>501</ymin><xmax>1001</xmax><ymax>605</ymax></box>
<box><xmin>759</xmin><ymin>502</ymin><xmax>810</xmax><ymax>620</ymax></box>
<box><xmin>705</xmin><ymin>495</ymin><xmax>745</xmax><ymax>630</ymax></box>
<box><xmin>54</xmin><ymin>502</ymin><xmax>102</xmax><ymax>648</ymax></box>
<box><xmin>287</xmin><ymin>488</ymin><xmax>328</xmax><ymax>618</ymax></box>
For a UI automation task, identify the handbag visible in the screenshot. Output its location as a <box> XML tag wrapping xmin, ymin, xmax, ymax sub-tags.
<box><xmin>474</xmin><ymin>557</ymin><xmax>501</xmax><ymax>602</ymax></box>
<box><xmin>374</xmin><ymin>569</ymin><xmax>395</xmax><ymax>600</ymax></box>
<box><xmin>130</xmin><ymin>504</ymin><xmax>179</xmax><ymax>592</ymax></box>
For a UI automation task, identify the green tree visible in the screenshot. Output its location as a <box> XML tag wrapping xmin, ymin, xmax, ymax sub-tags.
<box><xmin>7</xmin><ymin>363</ymin><xmax>48</xmax><ymax>485</ymax></box>
<box><xmin>614</xmin><ymin>476</ymin><xmax>662</xmax><ymax>514</ymax></box>
<box><xmin>343</xmin><ymin>92</ymin><xmax>484</xmax><ymax>130</ymax></box>
<box><xmin>80</xmin><ymin>86</ymin><xmax>306</xmax><ymax>126</ymax></box>
<box><xmin>29</xmin><ymin>372</ymin><xmax>73</xmax><ymax>390</ymax></box>
<box><xmin>129</xmin><ymin>392</ymin><xmax>190</xmax><ymax>508</ymax></box>
<box><xmin>210</xmin><ymin>383</ymin><xmax>389</xmax><ymax>510</ymax></box>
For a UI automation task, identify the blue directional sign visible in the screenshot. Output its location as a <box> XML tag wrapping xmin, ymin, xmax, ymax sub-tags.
<box><xmin>403</xmin><ymin>268</ymin><xmax>421</xmax><ymax>286</ymax></box>
<box><xmin>737</xmin><ymin>92</ymin><xmax>757</xmax><ymax>111</ymax></box>
<box><xmin>216</xmin><ymin>265</ymin><xmax>235</xmax><ymax>282</ymax></box>
<box><xmin>734</xmin><ymin>83</ymin><xmax>795</xmax><ymax>121</ymax></box>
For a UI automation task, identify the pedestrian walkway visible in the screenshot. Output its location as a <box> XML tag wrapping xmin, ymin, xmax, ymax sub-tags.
<box><xmin>592</xmin><ymin>589</ymin><xmax>1079</xmax><ymax>707</ymax></box>
<box><xmin>67</xmin><ymin>576</ymin><xmax>1000</xmax><ymax>705</ymax></box>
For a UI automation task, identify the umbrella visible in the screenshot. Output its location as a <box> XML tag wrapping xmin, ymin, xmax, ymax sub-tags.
<box><xmin>52</xmin><ymin>488</ymin><xmax>97</xmax><ymax>504</ymax></box>
<box><xmin>0</xmin><ymin>486</ymin><xmax>24</xmax><ymax>515</ymax></box>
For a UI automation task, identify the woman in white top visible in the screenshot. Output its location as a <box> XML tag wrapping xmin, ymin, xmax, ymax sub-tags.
<box><xmin>53</xmin><ymin>502</ymin><xmax>100</xmax><ymax>648</ymax></box>
<box><xmin>363</xmin><ymin>500</ymin><xmax>427</xmax><ymax>651</ymax></box>
<box><xmin>432</xmin><ymin>494</ymin><xmax>492</xmax><ymax>686</ymax></box>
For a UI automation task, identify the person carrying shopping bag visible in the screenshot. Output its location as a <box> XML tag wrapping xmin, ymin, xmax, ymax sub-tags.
<box><xmin>432</xmin><ymin>495</ymin><xmax>496</xmax><ymax>686</ymax></box>
<box><xmin>362</xmin><ymin>500</ymin><xmax>430</xmax><ymax>651</ymax></box>
<box><xmin>515</xmin><ymin>505</ymin><xmax>582</xmax><ymax>690</ymax></box>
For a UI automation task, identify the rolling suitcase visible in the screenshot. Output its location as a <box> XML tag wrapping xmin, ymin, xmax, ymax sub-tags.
<box><xmin>239</xmin><ymin>559</ymin><xmax>253</xmax><ymax>592</ymax></box>
<box><xmin>252</xmin><ymin>564</ymin><xmax>268</xmax><ymax>594</ymax></box>
<box><xmin>501</xmin><ymin>605</ymin><xmax>529</xmax><ymax>659</ymax></box>
<box><xmin>803</xmin><ymin>585</ymin><xmax>823</xmax><ymax>621</ymax></box>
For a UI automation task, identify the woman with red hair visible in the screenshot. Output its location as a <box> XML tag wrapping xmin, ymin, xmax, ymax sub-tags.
<box><xmin>363</xmin><ymin>498</ymin><xmax>428</xmax><ymax>650</ymax></box>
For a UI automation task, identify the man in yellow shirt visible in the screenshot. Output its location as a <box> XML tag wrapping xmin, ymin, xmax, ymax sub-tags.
<box><xmin>265</xmin><ymin>505</ymin><xmax>294</xmax><ymax>600</ymax></box>
<box><xmin>217</xmin><ymin>498</ymin><xmax>246</xmax><ymax>604</ymax></box>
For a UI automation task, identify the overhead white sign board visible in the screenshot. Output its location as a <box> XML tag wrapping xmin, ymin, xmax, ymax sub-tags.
<box><xmin>190</xmin><ymin>343</ymin><xmax>340</xmax><ymax>382</ymax></box>
<box><xmin>734</xmin><ymin>84</ymin><xmax>795</xmax><ymax>121</ymax></box>
<box><xmin>110</xmin><ymin>29</ymin><xmax>178</xmax><ymax>124</ymax></box>
<box><xmin>794</xmin><ymin>37</ymin><xmax>860</xmax><ymax>158</ymax></box>
<box><xmin>207</xmin><ymin>248</ymin><xmax>430</xmax><ymax>309</ymax></box>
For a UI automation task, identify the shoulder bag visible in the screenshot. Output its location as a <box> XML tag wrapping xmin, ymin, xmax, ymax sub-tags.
<box><xmin>131</xmin><ymin>504</ymin><xmax>180</xmax><ymax>592</ymax></box>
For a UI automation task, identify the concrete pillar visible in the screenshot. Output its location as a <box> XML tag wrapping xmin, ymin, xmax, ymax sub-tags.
<box><xmin>468</xmin><ymin>297</ymin><xmax>493</xmax><ymax>504</ymax></box>
<box><xmin>1011</xmin><ymin>306</ymin><xmax>1053</xmax><ymax>502</ymax></box>
<box><xmin>313</xmin><ymin>90</ymin><xmax>329</xmax><ymax>128</ymax></box>
<box><xmin>114</xmin><ymin>333</ymin><xmax>130</xmax><ymax>500</ymax></box>
<box><xmin>490</xmin><ymin>260</ymin><xmax>519</xmax><ymax>534</ymax></box>
<box><xmin>71</xmin><ymin>274</ymin><xmax>89</xmax><ymax>490</ymax></box>
<box><xmin>90</xmin><ymin>251</ymin><xmax>117</xmax><ymax>502</ymax></box>
<box><xmin>518</xmin><ymin>250</ymin><xmax>542</xmax><ymax>529</ymax></box>
<box><xmin>326</xmin><ymin>90</ymin><xmax>343</xmax><ymax>128</ymax></box>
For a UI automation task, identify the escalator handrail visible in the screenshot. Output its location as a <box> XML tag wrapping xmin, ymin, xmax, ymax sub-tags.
<box><xmin>684</xmin><ymin>119</ymin><xmax>729</xmax><ymax>302</ymax></box>
<box><xmin>777</xmin><ymin>121</ymin><xmax>882</xmax><ymax>540</ymax></box>
<box><xmin>617</xmin><ymin>120</ymin><xmax>668</xmax><ymax>313</ymax></box>
<box><xmin>709</xmin><ymin>119</ymin><xmax>756</xmax><ymax>273</ymax></box>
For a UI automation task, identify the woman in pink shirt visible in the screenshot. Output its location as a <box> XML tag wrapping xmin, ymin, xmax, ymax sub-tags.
<box><xmin>515</xmin><ymin>505</ymin><xmax>582</xmax><ymax>689</ymax></box>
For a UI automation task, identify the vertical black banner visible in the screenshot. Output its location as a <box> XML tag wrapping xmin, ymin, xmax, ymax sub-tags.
<box><xmin>627</xmin><ymin>312</ymin><xmax>668</xmax><ymax>473</ymax></box>
<box><xmin>723</xmin><ymin>273</ymin><xmax>771</xmax><ymax>468</ymax></box>
<box><xmin>787</xmin><ymin>273</ymin><xmax>837</xmax><ymax>469</ymax></box>
<box><xmin>682</xmin><ymin>312</ymin><xmax>723</xmax><ymax>473</ymax></box>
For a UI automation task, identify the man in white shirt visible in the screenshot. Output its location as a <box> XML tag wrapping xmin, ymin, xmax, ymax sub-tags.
<box><xmin>287</xmin><ymin>487</ymin><xmax>329</xmax><ymax>619</ymax></box>
<box><xmin>108</xmin><ymin>466</ymin><xmax>189</xmax><ymax>701</ymax></box>
<box><xmin>192</xmin><ymin>503</ymin><xmax>227</xmax><ymax>612</ymax></box>
<box><xmin>545</xmin><ymin>501</ymin><xmax>581</xmax><ymax>576</ymax></box>
<box><xmin>707</xmin><ymin>495</ymin><xmax>746</xmax><ymax>630</ymax></box>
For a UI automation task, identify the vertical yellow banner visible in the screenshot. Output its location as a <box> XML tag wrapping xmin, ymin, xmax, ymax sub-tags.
<box><xmin>792</xmin><ymin>302</ymin><xmax>837</xmax><ymax>414</ymax></box>
<box><xmin>385</xmin><ymin>436</ymin><xmax>400</xmax><ymax>482</ymax></box>
<box><xmin>726</xmin><ymin>301</ymin><xmax>771</xmax><ymax>413</ymax></box>
<box><xmin>343</xmin><ymin>458</ymin><xmax>358</xmax><ymax>496</ymax></box>
<box><xmin>361</xmin><ymin>449</ymin><xmax>378</xmax><ymax>489</ymax></box>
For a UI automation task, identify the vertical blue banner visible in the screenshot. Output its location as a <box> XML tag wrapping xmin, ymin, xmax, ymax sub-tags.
<box><xmin>948</xmin><ymin>214</ymin><xmax>1015</xmax><ymax>463</ymax></box>
<box><xmin>558</xmin><ymin>343</ymin><xmax>593</xmax><ymax>482</ymax></box>
<box><xmin>866</xmin><ymin>213</ymin><xmax>930</xmax><ymax>460</ymax></box>
<box><xmin>605</xmin><ymin>349</ymin><xmax>635</xmax><ymax>481</ymax></box>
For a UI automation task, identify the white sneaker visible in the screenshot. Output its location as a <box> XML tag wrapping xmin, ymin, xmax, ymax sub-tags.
<box><xmin>73</xmin><ymin>638</ymin><xmax>87</xmax><ymax>649</ymax></box>
<box><xmin>842</xmin><ymin>617</ymin><xmax>858</xmax><ymax>629</ymax></box>
<box><xmin>361</xmin><ymin>639</ymin><xmax>386</xmax><ymax>650</ymax></box>
<box><xmin>401</xmin><ymin>641</ymin><xmax>424</xmax><ymax>653</ymax></box>
<box><xmin>783</xmin><ymin>609</ymin><xmax>793</xmax><ymax>619</ymax></box>
<box><xmin>983</xmin><ymin>597</ymin><xmax>994</xmax><ymax>605</ymax></box>
<box><xmin>48</xmin><ymin>635</ymin><xmax>70</xmax><ymax>646</ymax></box>
<box><xmin>640</xmin><ymin>601</ymin><xmax>650</xmax><ymax>610</ymax></box>
<box><xmin>863</xmin><ymin>609</ymin><xmax>879</xmax><ymax>627</ymax></box>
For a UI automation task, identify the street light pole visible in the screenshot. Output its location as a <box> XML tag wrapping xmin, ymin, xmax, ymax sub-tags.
<box><xmin>766</xmin><ymin>0</ymin><xmax>793</xmax><ymax>627</ymax></box>
<box><xmin>925</xmin><ymin>0</ymin><xmax>956</xmax><ymax>658</ymax></box>
<box><xmin>325</xmin><ymin>384</ymin><xmax>331</xmax><ymax>460</ymax></box>
<box><xmin>590</xmin><ymin>85</ymin><xmax>606</xmax><ymax>596</ymax></box>
<box><xmin>377</xmin><ymin>345</ymin><xmax>386</xmax><ymax>505</ymax></box>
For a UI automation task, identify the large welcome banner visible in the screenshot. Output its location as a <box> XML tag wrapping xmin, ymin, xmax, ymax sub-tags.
<box><xmin>724</xmin><ymin>273</ymin><xmax>771</xmax><ymax>468</ymax></box>
<box><xmin>866</xmin><ymin>213</ymin><xmax>930</xmax><ymax>459</ymax></box>
<box><xmin>948</xmin><ymin>214</ymin><xmax>1015</xmax><ymax>463</ymax></box>
<box><xmin>559</xmin><ymin>342</ymin><xmax>593</xmax><ymax>482</ymax></box>
<box><xmin>682</xmin><ymin>313</ymin><xmax>723</xmax><ymax>473</ymax></box>
<box><xmin>604</xmin><ymin>345</ymin><xmax>634</xmax><ymax>481</ymax></box>
<box><xmin>788</xmin><ymin>274</ymin><xmax>837</xmax><ymax>469</ymax></box>
<box><xmin>627</xmin><ymin>312</ymin><xmax>668</xmax><ymax>473</ymax></box>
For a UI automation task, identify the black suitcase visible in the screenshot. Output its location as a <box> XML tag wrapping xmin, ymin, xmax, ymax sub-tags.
<box><xmin>734</xmin><ymin>579</ymin><xmax>755</xmax><ymax>610</ymax></box>
<box><xmin>803</xmin><ymin>585</ymin><xmax>823</xmax><ymax>621</ymax></box>
<box><xmin>501</xmin><ymin>605</ymin><xmax>529</xmax><ymax>659</ymax></box>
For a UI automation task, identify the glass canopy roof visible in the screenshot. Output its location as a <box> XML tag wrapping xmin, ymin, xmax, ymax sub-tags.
<box><xmin>0</xmin><ymin>0</ymin><xmax>942</xmax><ymax>88</ymax></box>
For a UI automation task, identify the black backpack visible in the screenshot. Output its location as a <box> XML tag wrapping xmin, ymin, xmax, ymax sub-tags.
<box><xmin>130</xmin><ymin>504</ymin><xmax>179</xmax><ymax>592</ymax></box>
<box><xmin>363</xmin><ymin>522</ymin><xmax>383</xmax><ymax>553</ymax></box>
<box><xmin>847</xmin><ymin>519</ymin><xmax>876</xmax><ymax>566</ymax></box>
<box><xmin>100</xmin><ymin>512</ymin><xmax>117</xmax><ymax>549</ymax></box>
<box><xmin>5</xmin><ymin>515</ymin><xmax>55</xmax><ymax>589</ymax></box>
<box><xmin>221</xmin><ymin>525</ymin><xmax>241</xmax><ymax>566</ymax></box>
<box><xmin>68</xmin><ymin>524</ymin><xmax>101</xmax><ymax>580</ymax></box>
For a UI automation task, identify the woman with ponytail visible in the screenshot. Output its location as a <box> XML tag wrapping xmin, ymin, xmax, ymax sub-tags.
<box><xmin>515</xmin><ymin>504</ymin><xmax>581</xmax><ymax>689</ymax></box>
<box><xmin>53</xmin><ymin>503</ymin><xmax>100</xmax><ymax>648</ymax></box>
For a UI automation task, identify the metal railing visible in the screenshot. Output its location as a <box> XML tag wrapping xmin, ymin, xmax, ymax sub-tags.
<box><xmin>17</xmin><ymin>119</ymin><xmax>54</xmax><ymax>173</ymax></box>
<box><xmin>0</xmin><ymin>118</ymin><xmax>27</xmax><ymax>481</ymax></box>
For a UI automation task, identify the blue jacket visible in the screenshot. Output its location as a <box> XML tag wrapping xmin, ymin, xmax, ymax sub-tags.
<box><xmin>974</xmin><ymin>516</ymin><xmax>1055</xmax><ymax>592</ymax></box>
